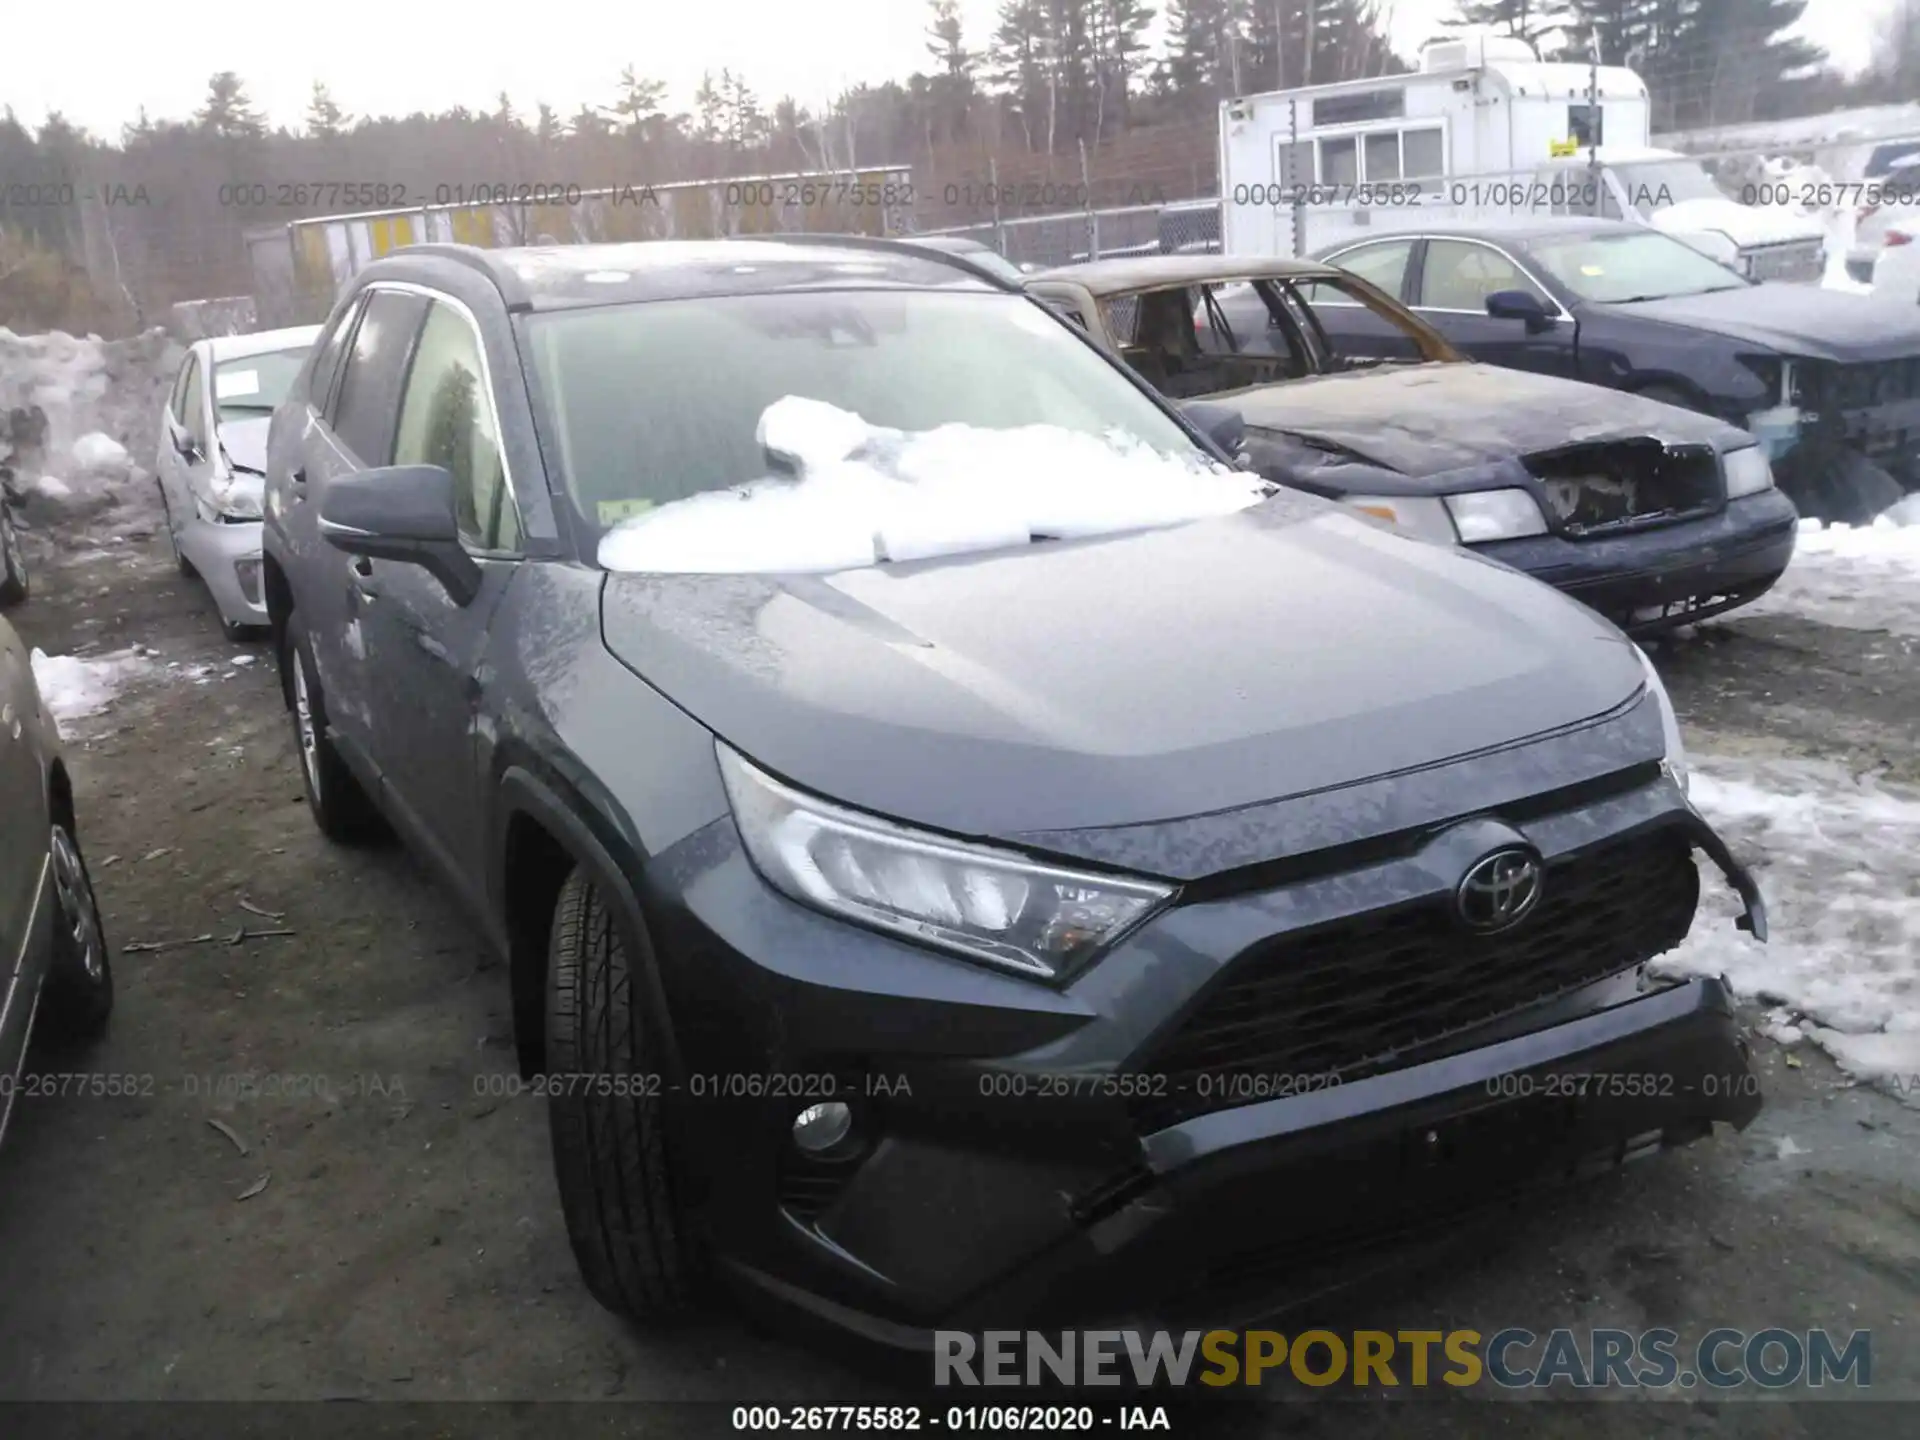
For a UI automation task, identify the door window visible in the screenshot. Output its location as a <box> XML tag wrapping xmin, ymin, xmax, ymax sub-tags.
<box><xmin>1313</xmin><ymin>239</ymin><xmax>1415</xmax><ymax>303</ymax></box>
<box><xmin>329</xmin><ymin>289</ymin><xmax>429</xmax><ymax>466</ymax></box>
<box><xmin>393</xmin><ymin>301</ymin><xmax>521</xmax><ymax>552</ymax></box>
<box><xmin>179</xmin><ymin>357</ymin><xmax>209</xmax><ymax>453</ymax></box>
<box><xmin>306</xmin><ymin>297</ymin><xmax>363</xmax><ymax>413</ymax></box>
<box><xmin>1418</xmin><ymin>241</ymin><xmax>1548</xmax><ymax>312</ymax></box>
<box><xmin>169</xmin><ymin>356</ymin><xmax>193</xmax><ymax>420</ymax></box>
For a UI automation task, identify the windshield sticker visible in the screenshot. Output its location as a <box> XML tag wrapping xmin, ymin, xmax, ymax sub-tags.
<box><xmin>1580</xmin><ymin>265</ymin><xmax>1605</xmax><ymax>276</ymax></box>
<box><xmin>598</xmin><ymin>498</ymin><xmax>658</xmax><ymax>525</ymax></box>
<box><xmin>216</xmin><ymin>369</ymin><xmax>260</xmax><ymax>399</ymax></box>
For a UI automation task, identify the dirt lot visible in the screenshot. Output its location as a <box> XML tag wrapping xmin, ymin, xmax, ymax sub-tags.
<box><xmin>2</xmin><ymin>512</ymin><xmax>1917</xmax><ymax>1438</ymax></box>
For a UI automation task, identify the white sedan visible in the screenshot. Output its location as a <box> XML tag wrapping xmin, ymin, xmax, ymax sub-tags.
<box><xmin>155</xmin><ymin>325</ymin><xmax>320</xmax><ymax>636</ymax></box>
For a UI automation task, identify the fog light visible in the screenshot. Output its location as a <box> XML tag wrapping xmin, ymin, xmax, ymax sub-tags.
<box><xmin>792</xmin><ymin>1101</ymin><xmax>853</xmax><ymax>1154</ymax></box>
<box><xmin>234</xmin><ymin>555</ymin><xmax>263</xmax><ymax>604</ymax></box>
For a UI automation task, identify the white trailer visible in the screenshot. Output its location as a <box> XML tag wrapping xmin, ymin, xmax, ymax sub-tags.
<box><xmin>1218</xmin><ymin>31</ymin><xmax>1826</xmax><ymax>282</ymax></box>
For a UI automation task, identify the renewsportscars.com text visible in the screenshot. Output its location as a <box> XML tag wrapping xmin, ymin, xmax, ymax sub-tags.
<box><xmin>934</xmin><ymin>1328</ymin><xmax>1871</xmax><ymax>1390</ymax></box>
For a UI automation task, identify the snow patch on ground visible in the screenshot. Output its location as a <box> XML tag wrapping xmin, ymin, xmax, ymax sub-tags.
<box><xmin>1656</xmin><ymin>756</ymin><xmax>1920</xmax><ymax>1100</ymax></box>
<box><xmin>33</xmin><ymin>474</ymin><xmax>71</xmax><ymax>498</ymax></box>
<box><xmin>1737</xmin><ymin>514</ymin><xmax>1920</xmax><ymax>636</ymax></box>
<box><xmin>598</xmin><ymin>397</ymin><xmax>1271</xmax><ymax>575</ymax></box>
<box><xmin>28</xmin><ymin>647</ymin><xmax>153</xmax><ymax>724</ymax></box>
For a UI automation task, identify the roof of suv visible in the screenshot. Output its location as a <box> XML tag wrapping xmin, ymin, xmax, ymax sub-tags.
<box><xmin>356</xmin><ymin>236</ymin><xmax>1012</xmax><ymax>312</ymax></box>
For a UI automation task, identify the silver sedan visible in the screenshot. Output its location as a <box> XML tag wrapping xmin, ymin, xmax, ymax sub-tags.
<box><xmin>155</xmin><ymin>325</ymin><xmax>321</xmax><ymax>637</ymax></box>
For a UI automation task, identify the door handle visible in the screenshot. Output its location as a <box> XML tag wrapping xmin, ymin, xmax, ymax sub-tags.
<box><xmin>288</xmin><ymin>467</ymin><xmax>308</xmax><ymax>503</ymax></box>
<box><xmin>349</xmin><ymin>554</ymin><xmax>379</xmax><ymax>599</ymax></box>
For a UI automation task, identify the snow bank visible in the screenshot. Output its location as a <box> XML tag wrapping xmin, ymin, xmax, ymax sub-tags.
<box><xmin>28</xmin><ymin>647</ymin><xmax>152</xmax><ymax>724</ymax></box>
<box><xmin>70</xmin><ymin>432</ymin><xmax>131</xmax><ymax>473</ymax></box>
<box><xmin>0</xmin><ymin>326</ymin><xmax>183</xmax><ymax>532</ymax></box>
<box><xmin>1739</xmin><ymin>513</ymin><xmax>1920</xmax><ymax>635</ymax></box>
<box><xmin>1821</xmin><ymin>205</ymin><xmax>1873</xmax><ymax>294</ymax></box>
<box><xmin>598</xmin><ymin>397</ymin><xmax>1272</xmax><ymax>574</ymax></box>
<box><xmin>1656</xmin><ymin>756</ymin><xmax>1920</xmax><ymax>1098</ymax></box>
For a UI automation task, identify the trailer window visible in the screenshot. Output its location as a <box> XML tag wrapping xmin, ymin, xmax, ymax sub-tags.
<box><xmin>1403</xmin><ymin>129</ymin><xmax>1444</xmax><ymax>179</ymax></box>
<box><xmin>1365</xmin><ymin>133</ymin><xmax>1401</xmax><ymax>182</ymax></box>
<box><xmin>1318</xmin><ymin>137</ymin><xmax>1359</xmax><ymax>187</ymax></box>
<box><xmin>1568</xmin><ymin>105</ymin><xmax>1604</xmax><ymax>147</ymax></box>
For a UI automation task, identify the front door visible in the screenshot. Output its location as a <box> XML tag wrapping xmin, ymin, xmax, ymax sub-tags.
<box><xmin>292</xmin><ymin>287</ymin><xmax>431</xmax><ymax>770</ymax></box>
<box><xmin>352</xmin><ymin>297</ymin><xmax>523</xmax><ymax>906</ymax></box>
<box><xmin>1409</xmin><ymin>238</ymin><xmax>1578</xmax><ymax>377</ymax></box>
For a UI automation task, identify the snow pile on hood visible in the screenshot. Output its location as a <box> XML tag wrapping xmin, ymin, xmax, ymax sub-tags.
<box><xmin>597</xmin><ymin>396</ymin><xmax>1272</xmax><ymax>575</ymax></box>
<box><xmin>28</xmin><ymin>646</ymin><xmax>153</xmax><ymax>725</ymax></box>
<box><xmin>1656</xmin><ymin>755</ymin><xmax>1920</xmax><ymax>1098</ymax></box>
<box><xmin>1738</xmin><ymin>512</ymin><xmax>1920</xmax><ymax>636</ymax></box>
<box><xmin>0</xmin><ymin>326</ymin><xmax>183</xmax><ymax>531</ymax></box>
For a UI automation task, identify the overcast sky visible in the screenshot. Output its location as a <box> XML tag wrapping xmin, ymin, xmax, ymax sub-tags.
<box><xmin>6</xmin><ymin>0</ymin><xmax>1889</xmax><ymax>139</ymax></box>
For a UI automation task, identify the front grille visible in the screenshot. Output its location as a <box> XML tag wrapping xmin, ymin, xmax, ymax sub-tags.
<box><xmin>1746</xmin><ymin>240</ymin><xmax>1823</xmax><ymax>283</ymax></box>
<box><xmin>1525</xmin><ymin>440</ymin><xmax>1721</xmax><ymax>537</ymax></box>
<box><xmin>1128</xmin><ymin>827</ymin><xmax>1700</xmax><ymax>1132</ymax></box>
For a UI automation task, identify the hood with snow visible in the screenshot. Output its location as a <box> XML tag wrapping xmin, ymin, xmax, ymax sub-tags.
<box><xmin>593</xmin><ymin>399</ymin><xmax>1649</xmax><ymax>852</ymax></box>
<box><xmin>1650</xmin><ymin>197</ymin><xmax>1826</xmax><ymax>249</ymax></box>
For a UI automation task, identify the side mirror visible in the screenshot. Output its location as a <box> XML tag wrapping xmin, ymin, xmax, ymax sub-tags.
<box><xmin>1485</xmin><ymin>289</ymin><xmax>1554</xmax><ymax>332</ymax></box>
<box><xmin>318</xmin><ymin>463</ymin><xmax>480</xmax><ymax>604</ymax></box>
<box><xmin>174</xmin><ymin>427</ymin><xmax>204</xmax><ymax>463</ymax></box>
<box><xmin>1180</xmin><ymin>400</ymin><xmax>1247</xmax><ymax>457</ymax></box>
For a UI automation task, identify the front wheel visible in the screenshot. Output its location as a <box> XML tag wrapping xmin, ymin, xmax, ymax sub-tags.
<box><xmin>40</xmin><ymin>823</ymin><xmax>113</xmax><ymax>1041</ymax></box>
<box><xmin>0</xmin><ymin>505</ymin><xmax>28</xmax><ymax>606</ymax></box>
<box><xmin>156</xmin><ymin>481</ymin><xmax>194</xmax><ymax>578</ymax></box>
<box><xmin>544</xmin><ymin>865</ymin><xmax>705</xmax><ymax>1321</ymax></box>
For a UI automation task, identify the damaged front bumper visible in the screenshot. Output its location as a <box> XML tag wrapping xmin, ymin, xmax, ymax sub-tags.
<box><xmin>1476</xmin><ymin>489</ymin><xmax>1798</xmax><ymax>635</ymax></box>
<box><xmin>647</xmin><ymin>721</ymin><xmax>1768</xmax><ymax>1347</ymax></box>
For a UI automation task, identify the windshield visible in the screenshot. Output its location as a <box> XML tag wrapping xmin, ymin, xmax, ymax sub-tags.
<box><xmin>1525</xmin><ymin>229</ymin><xmax>1748</xmax><ymax>303</ymax></box>
<box><xmin>1609</xmin><ymin>159</ymin><xmax>1725</xmax><ymax>212</ymax></box>
<box><xmin>213</xmin><ymin>349</ymin><xmax>309</xmax><ymax>424</ymax></box>
<box><xmin>523</xmin><ymin>289</ymin><xmax>1252</xmax><ymax>572</ymax></box>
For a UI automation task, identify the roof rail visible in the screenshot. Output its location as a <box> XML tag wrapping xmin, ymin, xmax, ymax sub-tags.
<box><xmin>369</xmin><ymin>243</ymin><xmax>532</xmax><ymax>308</ymax></box>
<box><xmin>736</xmin><ymin>231</ymin><xmax>1025</xmax><ymax>292</ymax></box>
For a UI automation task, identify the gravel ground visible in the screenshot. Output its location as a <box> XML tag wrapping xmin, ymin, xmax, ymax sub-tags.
<box><xmin>0</xmin><ymin>506</ymin><xmax>1916</xmax><ymax>1439</ymax></box>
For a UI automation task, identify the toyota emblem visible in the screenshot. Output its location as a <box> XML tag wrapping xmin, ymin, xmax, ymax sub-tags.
<box><xmin>1456</xmin><ymin>848</ymin><xmax>1543</xmax><ymax>933</ymax></box>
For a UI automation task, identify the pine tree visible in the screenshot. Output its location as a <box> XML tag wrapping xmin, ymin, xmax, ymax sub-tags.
<box><xmin>305</xmin><ymin>82</ymin><xmax>349</xmax><ymax>138</ymax></box>
<box><xmin>1450</xmin><ymin>0</ymin><xmax>1572</xmax><ymax>49</ymax></box>
<box><xmin>197</xmin><ymin>72</ymin><xmax>265</xmax><ymax>138</ymax></box>
<box><xmin>608</xmin><ymin>67</ymin><xmax>669</xmax><ymax>134</ymax></box>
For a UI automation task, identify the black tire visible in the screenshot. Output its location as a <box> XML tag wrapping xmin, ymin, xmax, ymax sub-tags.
<box><xmin>544</xmin><ymin>865</ymin><xmax>704</xmax><ymax>1321</ymax></box>
<box><xmin>40</xmin><ymin>822</ymin><xmax>113</xmax><ymax>1041</ymax></box>
<box><xmin>0</xmin><ymin>505</ymin><xmax>27</xmax><ymax>606</ymax></box>
<box><xmin>283</xmin><ymin>611</ymin><xmax>384</xmax><ymax>842</ymax></box>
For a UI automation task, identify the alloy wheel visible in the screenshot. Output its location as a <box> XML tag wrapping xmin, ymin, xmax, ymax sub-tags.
<box><xmin>49</xmin><ymin>826</ymin><xmax>105</xmax><ymax>982</ymax></box>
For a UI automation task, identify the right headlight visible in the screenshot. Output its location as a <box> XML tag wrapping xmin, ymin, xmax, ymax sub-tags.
<box><xmin>717</xmin><ymin>744</ymin><xmax>1174</xmax><ymax>983</ymax></box>
<box><xmin>1443</xmin><ymin>488</ymin><xmax>1549</xmax><ymax>543</ymax></box>
<box><xmin>1722</xmin><ymin>444</ymin><xmax>1775</xmax><ymax>498</ymax></box>
<box><xmin>1634</xmin><ymin>644</ymin><xmax>1689</xmax><ymax>794</ymax></box>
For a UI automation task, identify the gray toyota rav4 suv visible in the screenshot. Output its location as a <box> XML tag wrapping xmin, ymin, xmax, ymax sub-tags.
<box><xmin>261</xmin><ymin>236</ymin><xmax>1766</xmax><ymax>1344</ymax></box>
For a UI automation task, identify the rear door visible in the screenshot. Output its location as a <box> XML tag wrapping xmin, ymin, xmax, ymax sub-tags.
<box><xmin>287</xmin><ymin>287</ymin><xmax>430</xmax><ymax>772</ymax></box>
<box><xmin>1302</xmin><ymin>238</ymin><xmax>1425</xmax><ymax>363</ymax></box>
<box><xmin>1408</xmin><ymin>238</ymin><xmax>1578</xmax><ymax>377</ymax></box>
